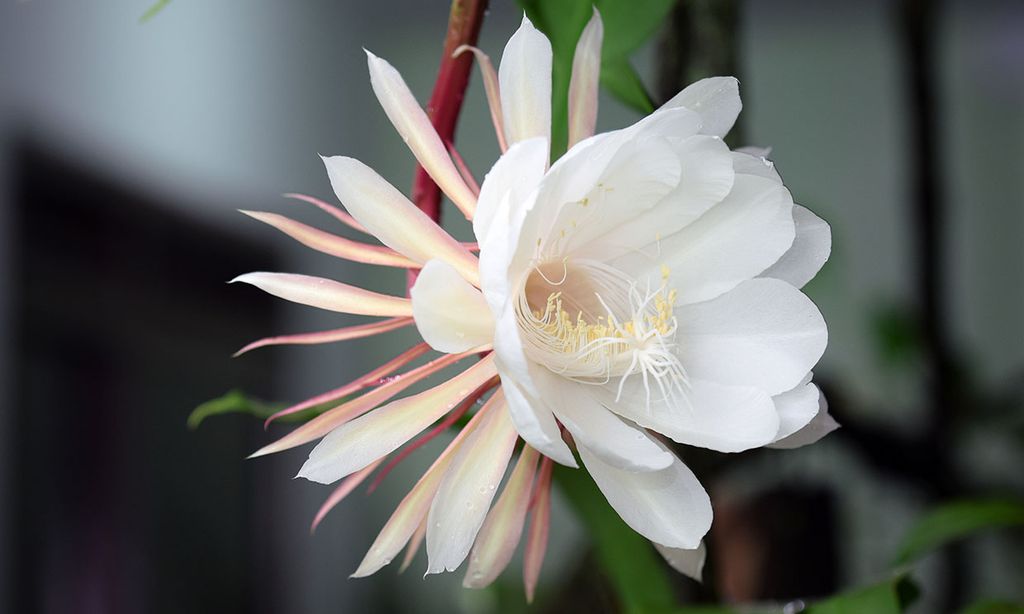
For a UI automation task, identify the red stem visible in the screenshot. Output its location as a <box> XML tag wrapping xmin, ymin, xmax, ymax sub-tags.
<box><xmin>407</xmin><ymin>0</ymin><xmax>488</xmax><ymax>291</ymax></box>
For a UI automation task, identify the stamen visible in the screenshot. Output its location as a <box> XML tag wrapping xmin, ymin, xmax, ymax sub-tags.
<box><xmin>515</xmin><ymin>259</ymin><xmax>689</xmax><ymax>409</ymax></box>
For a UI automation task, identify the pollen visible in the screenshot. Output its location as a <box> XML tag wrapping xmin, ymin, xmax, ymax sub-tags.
<box><xmin>519</xmin><ymin>263</ymin><xmax>688</xmax><ymax>408</ymax></box>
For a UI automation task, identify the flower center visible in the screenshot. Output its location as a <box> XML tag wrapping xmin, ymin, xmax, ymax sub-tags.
<box><xmin>515</xmin><ymin>259</ymin><xmax>688</xmax><ymax>404</ymax></box>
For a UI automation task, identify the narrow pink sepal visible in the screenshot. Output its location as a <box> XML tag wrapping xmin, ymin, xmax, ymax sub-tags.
<box><xmin>263</xmin><ymin>342</ymin><xmax>431</xmax><ymax>428</ymax></box>
<box><xmin>230</xmin><ymin>272</ymin><xmax>413</xmax><ymax>317</ymax></box>
<box><xmin>463</xmin><ymin>445</ymin><xmax>540</xmax><ymax>588</ymax></box>
<box><xmin>248</xmin><ymin>352</ymin><xmax>472</xmax><ymax>458</ymax></box>
<box><xmin>233</xmin><ymin>317</ymin><xmax>413</xmax><ymax>357</ymax></box>
<box><xmin>365</xmin><ymin>50</ymin><xmax>478</xmax><ymax>218</ymax></box>
<box><xmin>567</xmin><ymin>8</ymin><xmax>603</xmax><ymax>149</ymax></box>
<box><xmin>453</xmin><ymin>45</ymin><xmax>507</xmax><ymax>152</ymax></box>
<box><xmin>367</xmin><ymin>375</ymin><xmax>497</xmax><ymax>493</ymax></box>
<box><xmin>445</xmin><ymin>142</ymin><xmax>480</xmax><ymax>197</ymax></box>
<box><xmin>283</xmin><ymin>192</ymin><xmax>369</xmax><ymax>235</ymax></box>
<box><xmin>310</xmin><ymin>457</ymin><xmax>383</xmax><ymax>533</ymax></box>
<box><xmin>523</xmin><ymin>456</ymin><xmax>553</xmax><ymax>604</ymax></box>
<box><xmin>351</xmin><ymin>390</ymin><xmax>498</xmax><ymax>578</ymax></box>
<box><xmin>399</xmin><ymin>518</ymin><xmax>428</xmax><ymax>573</ymax></box>
<box><xmin>240</xmin><ymin>210</ymin><xmax>418</xmax><ymax>268</ymax></box>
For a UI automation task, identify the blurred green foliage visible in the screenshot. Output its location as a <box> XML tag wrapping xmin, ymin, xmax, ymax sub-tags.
<box><xmin>894</xmin><ymin>499</ymin><xmax>1024</xmax><ymax>566</ymax></box>
<box><xmin>554</xmin><ymin>464</ymin><xmax>677</xmax><ymax>613</ymax></box>
<box><xmin>187</xmin><ymin>389</ymin><xmax>334</xmax><ymax>429</ymax></box>
<box><xmin>140</xmin><ymin>0</ymin><xmax>171</xmax><ymax>23</ymax></box>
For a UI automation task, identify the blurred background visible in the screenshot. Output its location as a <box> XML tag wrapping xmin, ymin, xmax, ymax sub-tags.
<box><xmin>1</xmin><ymin>0</ymin><xmax>1021</xmax><ymax>613</ymax></box>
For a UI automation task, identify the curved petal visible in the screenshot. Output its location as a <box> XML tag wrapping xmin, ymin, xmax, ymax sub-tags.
<box><xmin>578</xmin><ymin>441</ymin><xmax>711</xmax><ymax>549</ymax></box>
<box><xmin>762</xmin><ymin>204</ymin><xmax>832</xmax><ymax>289</ymax></box>
<box><xmin>501</xmin><ymin>373</ymin><xmax>578</xmax><ymax>468</ymax></box>
<box><xmin>322</xmin><ymin>156</ymin><xmax>479</xmax><ymax>286</ymax></box>
<box><xmin>676</xmin><ymin>278</ymin><xmax>827</xmax><ymax>396</ymax></box>
<box><xmin>474</xmin><ymin>137</ymin><xmax>548</xmax><ymax>245</ymax></box>
<box><xmin>230</xmin><ymin>272</ymin><xmax>412</xmax><ymax>317</ymax></box>
<box><xmin>770</xmin><ymin>388</ymin><xmax>838</xmax><ymax>449</ymax></box>
<box><xmin>366</xmin><ymin>50</ymin><xmax>477</xmax><ymax>217</ymax></box>
<box><xmin>615</xmin><ymin>174</ymin><xmax>794</xmax><ymax>305</ymax></box>
<box><xmin>771</xmin><ymin>374</ymin><xmax>820</xmax><ymax>442</ymax></box>
<box><xmin>567</xmin><ymin>8</ymin><xmax>603</xmax><ymax>149</ymax></box>
<box><xmin>499</xmin><ymin>15</ymin><xmax>552</xmax><ymax>149</ymax></box>
<box><xmin>464</xmin><ymin>446</ymin><xmax>540</xmax><ymax>588</ymax></box>
<box><xmin>411</xmin><ymin>259</ymin><xmax>494</xmax><ymax>353</ymax></box>
<box><xmin>547</xmin><ymin>135</ymin><xmax>682</xmax><ymax>256</ymax></box>
<box><xmin>732</xmin><ymin>150</ymin><xmax>782</xmax><ymax>183</ymax></box>
<box><xmin>541</xmin><ymin>375</ymin><xmax>672</xmax><ymax>471</ymax></box>
<box><xmin>578</xmin><ymin>134</ymin><xmax>735</xmax><ymax>263</ymax></box>
<box><xmin>426</xmin><ymin>391</ymin><xmax>518</xmax><ymax>574</ymax></box>
<box><xmin>597</xmin><ymin>376</ymin><xmax>780</xmax><ymax>453</ymax></box>
<box><xmin>661</xmin><ymin>76</ymin><xmax>741</xmax><ymax>138</ymax></box>
<box><xmin>297</xmin><ymin>356</ymin><xmax>497</xmax><ymax>484</ymax></box>
<box><xmin>654</xmin><ymin>541</ymin><xmax>706</xmax><ymax>582</ymax></box>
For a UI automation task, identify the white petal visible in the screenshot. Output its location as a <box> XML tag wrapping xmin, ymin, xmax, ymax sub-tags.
<box><xmin>762</xmin><ymin>205</ymin><xmax>832</xmax><ymax>289</ymax></box>
<box><xmin>578</xmin><ymin>442</ymin><xmax>711</xmax><ymax>549</ymax></box>
<box><xmin>231</xmin><ymin>272</ymin><xmax>412</xmax><ymax>317</ymax></box>
<box><xmin>411</xmin><ymin>259</ymin><xmax>494</xmax><ymax>353</ymax></box>
<box><xmin>547</xmin><ymin>135</ymin><xmax>682</xmax><ymax>256</ymax></box>
<box><xmin>499</xmin><ymin>15</ymin><xmax>552</xmax><ymax>149</ymax></box>
<box><xmin>365</xmin><ymin>51</ymin><xmax>477</xmax><ymax>217</ymax></box>
<box><xmin>426</xmin><ymin>391</ymin><xmax>518</xmax><ymax>574</ymax></box>
<box><xmin>661</xmin><ymin>76</ymin><xmax>741</xmax><ymax>138</ymax></box>
<box><xmin>297</xmin><ymin>356</ymin><xmax>497</xmax><ymax>484</ymax></box>
<box><xmin>732</xmin><ymin>150</ymin><xmax>781</xmax><ymax>183</ymax></box>
<box><xmin>770</xmin><ymin>388</ymin><xmax>838</xmax><ymax>449</ymax></box>
<box><xmin>676</xmin><ymin>278</ymin><xmax>827</xmax><ymax>396</ymax></box>
<box><xmin>541</xmin><ymin>375</ymin><xmax>672</xmax><ymax>471</ymax></box>
<box><xmin>463</xmin><ymin>446</ymin><xmax>540</xmax><ymax>588</ymax></box>
<box><xmin>473</xmin><ymin>137</ymin><xmax>548</xmax><ymax>245</ymax></box>
<box><xmin>616</xmin><ymin>174</ymin><xmax>794</xmax><ymax>305</ymax></box>
<box><xmin>502</xmin><ymin>373</ymin><xmax>578</xmax><ymax>468</ymax></box>
<box><xmin>597</xmin><ymin>377</ymin><xmax>780</xmax><ymax>453</ymax></box>
<box><xmin>580</xmin><ymin>134</ymin><xmax>735</xmax><ymax>263</ymax></box>
<box><xmin>352</xmin><ymin>404</ymin><xmax>491</xmax><ymax>577</ymax></box>
<box><xmin>322</xmin><ymin>156</ymin><xmax>479</xmax><ymax>285</ymax></box>
<box><xmin>655</xmin><ymin>541</ymin><xmax>706</xmax><ymax>582</ymax></box>
<box><xmin>771</xmin><ymin>374</ymin><xmax>820</xmax><ymax>442</ymax></box>
<box><xmin>567</xmin><ymin>8</ymin><xmax>603</xmax><ymax>149</ymax></box>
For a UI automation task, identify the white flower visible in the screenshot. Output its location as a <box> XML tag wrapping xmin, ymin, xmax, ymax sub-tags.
<box><xmin>232</xmin><ymin>10</ymin><xmax>835</xmax><ymax>598</ymax></box>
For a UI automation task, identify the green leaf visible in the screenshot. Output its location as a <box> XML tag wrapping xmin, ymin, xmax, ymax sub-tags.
<box><xmin>140</xmin><ymin>0</ymin><xmax>172</xmax><ymax>23</ymax></box>
<box><xmin>188</xmin><ymin>390</ymin><xmax>336</xmax><ymax>430</ymax></box>
<box><xmin>600</xmin><ymin>58</ymin><xmax>655</xmax><ymax>114</ymax></box>
<box><xmin>806</xmin><ymin>574</ymin><xmax>919</xmax><ymax>614</ymax></box>
<box><xmin>517</xmin><ymin>0</ymin><xmax>668</xmax><ymax>157</ymax></box>
<box><xmin>960</xmin><ymin>600</ymin><xmax>1024</xmax><ymax>614</ymax></box>
<box><xmin>554</xmin><ymin>464</ymin><xmax>676</xmax><ymax>613</ymax></box>
<box><xmin>894</xmin><ymin>499</ymin><xmax>1024</xmax><ymax>565</ymax></box>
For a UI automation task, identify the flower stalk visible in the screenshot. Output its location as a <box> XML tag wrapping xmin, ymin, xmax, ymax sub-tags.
<box><xmin>409</xmin><ymin>0</ymin><xmax>489</xmax><ymax>290</ymax></box>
